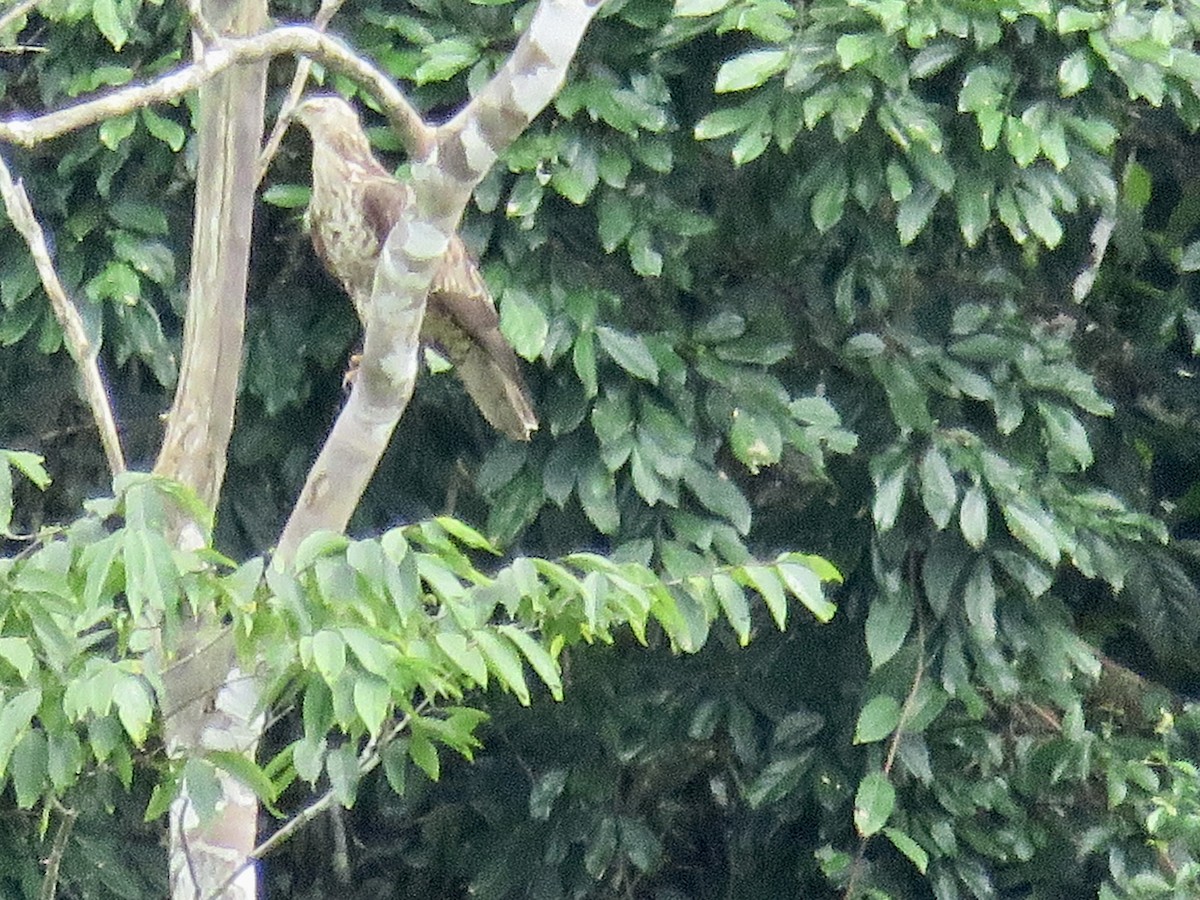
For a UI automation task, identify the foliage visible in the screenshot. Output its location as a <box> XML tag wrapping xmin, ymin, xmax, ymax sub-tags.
<box><xmin>3</xmin><ymin>0</ymin><xmax>1200</xmax><ymax>894</ymax></box>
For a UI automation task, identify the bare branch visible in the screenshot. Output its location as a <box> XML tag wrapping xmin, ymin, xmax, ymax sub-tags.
<box><xmin>0</xmin><ymin>26</ymin><xmax>432</xmax><ymax>156</ymax></box>
<box><xmin>0</xmin><ymin>152</ymin><xmax>126</xmax><ymax>477</ymax></box>
<box><xmin>255</xmin><ymin>0</ymin><xmax>349</xmax><ymax>186</ymax></box>
<box><xmin>39</xmin><ymin>802</ymin><xmax>77</xmax><ymax>900</ymax></box>
<box><xmin>201</xmin><ymin>705</ymin><xmax>424</xmax><ymax>900</ymax></box>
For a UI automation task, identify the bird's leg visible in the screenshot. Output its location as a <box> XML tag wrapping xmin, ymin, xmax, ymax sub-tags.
<box><xmin>342</xmin><ymin>350</ymin><xmax>362</xmax><ymax>392</ymax></box>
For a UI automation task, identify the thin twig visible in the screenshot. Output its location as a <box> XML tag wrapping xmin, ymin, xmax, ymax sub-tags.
<box><xmin>0</xmin><ymin>0</ymin><xmax>40</xmax><ymax>37</ymax></box>
<box><xmin>255</xmin><ymin>0</ymin><xmax>348</xmax><ymax>186</ymax></box>
<box><xmin>176</xmin><ymin>800</ymin><xmax>203</xmax><ymax>900</ymax></box>
<box><xmin>39</xmin><ymin>801</ymin><xmax>77</xmax><ymax>900</ymax></box>
<box><xmin>0</xmin><ymin>152</ymin><xmax>126</xmax><ymax>477</ymax></box>
<box><xmin>200</xmin><ymin>701</ymin><xmax>428</xmax><ymax>900</ymax></box>
<box><xmin>0</xmin><ymin>26</ymin><xmax>433</xmax><ymax>157</ymax></box>
<box><xmin>843</xmin><ymin>618</ymin><xmax>926</xmax><ymax>900</ymax></box>
<box><xmin>183</xmin><ymin>0</ymin><xmax>219</xmax><ymax>49</ymax></box>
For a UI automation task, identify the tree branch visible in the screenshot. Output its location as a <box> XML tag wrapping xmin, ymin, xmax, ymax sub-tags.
<box><xmin>255</xmin><ymin>0</ymin><xmax>349</xmax><ymax>186</ymax></box>
<box><xmin>0</xmin><ymin>26</ymin><xmax>432</xmax><ymax>157</ymax></box>
<box><xmin>0</xmin><ymin>152</ymin><xmax>126</xmax><ymax>478</ymax></box>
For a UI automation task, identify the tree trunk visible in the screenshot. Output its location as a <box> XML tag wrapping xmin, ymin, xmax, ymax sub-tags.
<box><xmin>153</xmin><ymin>0</ymin><xmax>267</xmax><ymax>894</ymax></box>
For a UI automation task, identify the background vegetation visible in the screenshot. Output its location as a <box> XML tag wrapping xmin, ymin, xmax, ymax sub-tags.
<box><xmin>2</xmin><ymin>0</ymin><xmax>1200</xmax><ymax>895</ymax></box>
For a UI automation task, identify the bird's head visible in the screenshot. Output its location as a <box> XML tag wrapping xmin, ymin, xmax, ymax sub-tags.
<box><xmin>290</xmin><ymin>95</ymin><xmax>375</xmax><ymax>158</ymax></box>
<box><xmin>291</xmin><ymin>95</ymin><xmax>359</xmax><ymax>131</ymax></box>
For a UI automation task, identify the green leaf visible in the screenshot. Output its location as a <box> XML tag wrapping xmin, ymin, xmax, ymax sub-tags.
<box><xmin>896</xmin><ymin>184</ymin><xmax>940</xmax><ymax>245</ymax></box>
<box><xmin>529</xmin><ymin>767</ymin><xmax>568</xmax><ymax>820</ymax></box>
<box><xmin>836</xmin><ymin>34</ymin><xmax>877</xmax><ymax>69</ymax></box>
<box><xmin>182</xmin><ymin>759</ymin><xmax>222</xmax><ymax>824</ymax></box>
<box><xmin>141</xmin><ymin>107</ymin><xmax>185</xmax><ymax>151</ymax></box>
<box><xmin>312</xmin><ymin>630</ymin><xmax>347</xmax><ymax>684</ymax></box>
<box><xmin>1037</xmin><ymin>401</ymin><xmax>1092</xmax><ymax>470</ymax></box>
<box><xmin>865</xmin><ymin>589</ymin><xmax>913</xmax><ymax>670</ymax></box>
<box><xmin>741</xmin><ymin>565</ymin><xmax>787</xmax><ymax>629</ymax></box>
<box><xmin>263</xmin><ymin>184</ymin><xmax>312</xmax><ymax>209</ymax></box>
<box><xmin>11</xmin><ymin>730</ymin><xmax>46</xmax><ymax>808</ymax></box>
<box><xmin>854</xmin><ymin>694</ymin><xmax>901</xmax><ymax>744</ymax></box>
<box><xmin>573</xmin><ymin>330</ymin><xmax>598</xmax><ymax>397</ymax></box>
<box><xmin>1058</xmin><ymin>50</ymin><xmax>1091</xmax><ymax>96</ymax></box>
<box><xmin>414</xmin><ymin>38</ymin><xmax>479</xmax><ymax>85</ymax></box>
<box><xmin>473</xmin><ymin>629</ymin><xmax>530</xmax><ymax>704</ymax></box>
<box><xmin>683</xmin><ymin>460</ymin><xmax>752</xmax><ymax>535</ymax></box>
<box><xmin>854</xmin><ymin>771</ymin><xmax>895</xmax><ymax>837</ymax></box>
<box><xmin>1001</xmin><ymin>502</ymin><xmax>1061</xmax><ymax>565</ymax></box>
<box><xmin>114</xmin><ymin>676</ymin><xmax>153</xmax><ymax>746</ymax></box>
<box><xmin>956</xmin><ymin>177</ymin><xmax>991</xmax><ymax>246</ymax></box>
<box><xmin>620</xmin><ymin>817</ymin><xmax>663</xmax><ymax>873</ymax></box>
<box><xmin>585</xmin><ymin>816</ymin><xmax>618</xmax><ymax>877</ymax></box>
<box><xmin>206</xmin><ymin>750</ymin><xmax>279</xmax><ymax>805</ymax></box>
<box><xmin>811</xmin><ymin>165</ymin><xmax>848</xmax><ymax>233</ymax></box>
<box><xmin>673</xmin><ymin>0</ymin><xmax>730</xmax><ymax>16</ymax></box>
<box><xmin>578</xmin><ymin>458</ymin><xmax>620</xmax><ymax>534</ymax></box>
<box><xmin>91</xmin><ymin>0</ymin><xmax>128</xmax><ymax>49</ymax></box>
<box><xmin>627</xmin><ymin>227</ymin><xmax>664</xmax><ymax>277</ymax></box>
<box><xmin>712</xmin><ymin>573</ymin><xmax>751</xmax><ymax>645</ymax></box>
<box><xmin>872</xmin><ymin>452</ymin><xmax>909</xmax><ymax>532</ymax></box>
<box><xmin>715</xmin><ymin>50</ymin><xmax>787</xmax><ymax>93</ymax></box>
<box><xmin>326</xmin><ymin>742</ymin><xmax>362</xmax><ymax>803</ymax></box>
<box><xmin>1180</xmin><ymin>242</ymin><xmax>1200</xmax><ymax>274</ymax></box>
<box><xmin>744</xmin><ymin>753</ymin><xmax>812</xmax><ymax>808</ymax></box>
<box><xmin>498</xmin><ymin>625</ymin><xmax>563</xmax><ymax>700</ymax></box>
<box><xmin>730</xmin><ymin>409</ymin><xmax>782</xmax><ymax>473</ymax></box>
<box><xmin>959</xmin><ymin>483</ymin><xmax>989</xmax><ymax>549</ymax></box>
<box><xmin>919</xmin><ymin>445</ymin><xmax>957</xmax><ymax>530</ymax></box>
<box><xmin>353</xmin><ymin>676</ymin><xmax>391</xmax><ymax>737</ymax></box>
<box><xmin>5</xmin><ymin>450</ymin><xmax>49</xmax><ymax>489</ymax></box>
<box><xmin>500</xmin><ymin>288</ymin><xmax>549</xmax><ymax>361</ymax></box>
<box><xmin>597</xmin><ymin>192</ymin><xmax>634</xmax><ymax>252</ymax></box>
<box><xmin>1015</xmin><ymin>188</ymin><xmax>1062</xmax><ymax>247</ymax></box>
<box><xmin>0</xmin><ymin>638</ymin><xmax>32</xmax><ymax>680</ymax></box>
<box><xmin>99</xmin><ymin>113</ymin><xmax>136</xmax><ymax>151</ymax></box>
<box><xmin>435</xmin><ymin>631</ymin><xmax>488</xmax><ymax>686</ymax></box>
<box><xmin>596</xmin><ymin>326</ymin><xmax>659</xmax><ymax>383</ymax></box>
<box><xmin>777</xmin><ymin>561</ymin><xmax>835</xmax><ymax>622</ymax></box>
<box><xmin>1005</xmin><ymin>116</ymin><xmax>1040</xmax><ymax>167</ymax></box>
<box><xmin>963</xmin><ymin>557</ymin><xmax>997</xmax><ymax>641</ymax></box>
<box><xmin>884</xmin><ymin>827</ymin><xmax>929</xmax><ymax>874</ymax></box>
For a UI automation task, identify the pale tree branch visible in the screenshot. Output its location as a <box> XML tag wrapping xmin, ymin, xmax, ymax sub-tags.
<box><xmin>255</xmin><ymin>0</ymin><xmax>349</xmax><ymax>186</ymax></box>
<box><xmin>274</xmin><ymin>0</ymin><xmax>603</xmax><ymax>562</ymax></box>
<box><xmin>0</xmin><ymin>25</ymin><xmax>432</xmax><ymax>157</ymax></box>
<box><xmin>0</xmin><ymin>153</ymin><xmax>126</xmax><ymax>478</ymax></box>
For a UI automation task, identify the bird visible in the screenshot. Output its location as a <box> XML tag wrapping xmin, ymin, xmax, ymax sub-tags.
<box><xmin>290</xmin><ymin>95</ymin><xmax>538</xmax><ymax>442</ymax></box>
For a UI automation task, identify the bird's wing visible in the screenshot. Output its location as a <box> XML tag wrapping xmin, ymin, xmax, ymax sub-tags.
<box><xmin>354</xmin><ymin>170</ymin><xmax>538</xmax><ymax>439</ymax></box>
<box><xmin>360</xmin><ymin>174</ymin><xmax>407</xmax><ymax>250</ymax></box>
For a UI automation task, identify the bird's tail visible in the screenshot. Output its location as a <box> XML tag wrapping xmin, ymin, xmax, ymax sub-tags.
<box><xmin>453</xmin><ymin>347</ymin><xmax>539</xmax><ymax>441</ymax></box>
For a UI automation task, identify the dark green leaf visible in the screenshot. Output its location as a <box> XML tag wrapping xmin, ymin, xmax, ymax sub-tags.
<box><xmin>854</xmin><ymin>771</ymin><xmax>895</xmax><ymax>837</ymax></box>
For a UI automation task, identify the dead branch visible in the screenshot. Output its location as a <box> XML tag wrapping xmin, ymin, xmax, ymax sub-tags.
<box><xmin>0</xmin><ymin>152</ymin><xmax>126</xmax><ymax>477</ymax></box>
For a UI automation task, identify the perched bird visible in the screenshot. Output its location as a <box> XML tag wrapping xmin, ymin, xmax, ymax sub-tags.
<box><xmin>291</xmin><ymin>95</ymin><xmax>538</xmax><ymax>441</ymax></box>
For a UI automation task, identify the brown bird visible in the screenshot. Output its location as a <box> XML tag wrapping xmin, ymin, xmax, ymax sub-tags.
<box><xmin>291</xmin><ymin>95</ymin><xmax>538</xmax><ymax>441</ymax></box>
